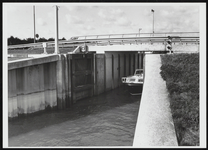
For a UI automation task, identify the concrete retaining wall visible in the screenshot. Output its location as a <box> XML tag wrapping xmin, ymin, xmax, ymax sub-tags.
<box><xmin>8</xmin><ymin>52</ymin><xmax>144</xmax><ymax>118</ymax></box>
<box><xmin>133</xmin><ymin>54</ymin><xmax>178</xmax><ymax>147</ymax></box>
<box><xmin>104</xmin><ymin>51</ymin><xmax>140</xmax><ymax>92</ymax></box>
<box><xmin>94</xmin><ymin>54</ymin><xmax>105</xmax><ymax>95</ymax></box>
<box><xmin>105</xmin><ymin>53</ymin><xmax>113</xmax><ymax>92</ymax></box>
<box><xmin>8</xmin><ymin>55</ymin><xmax>59</xmax><ymax>118</ymax></box>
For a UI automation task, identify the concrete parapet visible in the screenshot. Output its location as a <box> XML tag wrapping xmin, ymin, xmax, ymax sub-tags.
<box><xmin>8</xmin><ymin>55</ymin><xmax>59</xmax><ymax>70</ymax></box>
<box><xmin>133</xmin><ymin>54</ymin><xmax>178</xmax><ymax>147</ymax></box>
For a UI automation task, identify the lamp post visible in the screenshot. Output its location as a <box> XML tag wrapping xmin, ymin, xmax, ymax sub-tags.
<box><xmin>33</xmin><ymin>5</ymin><xmax>36</xmax><ymax>43</ymax></box>
<box><xmin>151</xmin><ymin>9</ymin><xmax>154</xmax><ymax>36</ymax></box>
<box><xmin>54</xmin><ymin>5</ymin><xmax>60</xmax><ymax>54</ymax></box>
<box><xmin>139</xmin><ymin>28</ymin><xmax>142</xmax><ymax>37</ymax></box>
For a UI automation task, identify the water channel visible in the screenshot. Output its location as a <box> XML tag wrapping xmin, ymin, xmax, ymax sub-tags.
<box><xmin>9</xmin><ymin>86</ymin><xmax>141</xmax><ymax>147</ymax></box>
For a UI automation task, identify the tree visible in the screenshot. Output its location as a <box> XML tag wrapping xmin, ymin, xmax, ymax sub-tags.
<box><xmin>21</xmin><ymin>39</ymin><xmax>27</xmax><ymax>44</ymax></box>
<box><xmin>26</xmin><ymin>38</ymin><xmax>35</xmax><ymax>43</ymax></box>
<box><xmin>48</xmin><ymin>38</ymin><xmax>55</xmax><ymax>41</ymax></box>
<box><xmin>38</xmin><ymin>37</ymin><xmax>47</xmax><ymax>42</ymax></box>
<box><xmin>8</xmin><ymin>36</ymin><xmax>15</xmax><ymax>45</ymax></box>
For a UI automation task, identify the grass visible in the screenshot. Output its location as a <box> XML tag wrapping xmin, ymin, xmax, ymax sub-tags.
<box><xmin>160</xmin><ymin>53</ymin><xmax>199</xmax><ymax>146</ymax></box>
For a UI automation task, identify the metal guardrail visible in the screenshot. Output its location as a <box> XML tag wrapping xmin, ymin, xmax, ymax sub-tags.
<box><xmin>8</xmin><ymin>32</ymin><xmax>199</xmax><ymax>50</ymax></box>
<box><xmin>71</xmin><ymin>32</ymin><xmax>199</xmax><ymax>40</ymax></box>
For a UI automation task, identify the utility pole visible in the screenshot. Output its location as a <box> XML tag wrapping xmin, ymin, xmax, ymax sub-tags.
<box><xmin>151</xmin><ymin>9</ymin><xmax>154</xmax><ymax>36</ymax></box>
<box><xmin>33</xmin><ymin>5</ymin><xmax>36</xmax><ymax>43</ymax></box>
<box><xmin>54</xmin><ymin>5</ymin><xmax>59</xmax><ymax>54</ymax></box>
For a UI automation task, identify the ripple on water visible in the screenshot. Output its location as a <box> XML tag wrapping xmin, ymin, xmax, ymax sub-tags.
<box><xmin>9</xmin><ymin>86</ymin><xmax>141</xmax><ymax>146</ymax></box>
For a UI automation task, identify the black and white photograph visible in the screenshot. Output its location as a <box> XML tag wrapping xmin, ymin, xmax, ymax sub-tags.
<box><xmin>2</xmin><ymin>2</ymin><xmax>206</xmax><ymax>148</ymax></box>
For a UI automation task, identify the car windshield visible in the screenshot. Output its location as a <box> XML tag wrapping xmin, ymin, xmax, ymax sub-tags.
<box><xmin>135</xmin><ymin>70</ymin><xmax>143</xmax><ymax>75</ymax></box>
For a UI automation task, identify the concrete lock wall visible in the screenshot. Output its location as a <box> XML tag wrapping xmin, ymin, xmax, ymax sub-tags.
<box><xmin>8</xmin><ymin>52</ymin><xmax>144</xmax><ymax>118</ymax></box>
<box><xmin>104</xmin><ymin>51</ymin><xmax>141</xmax><ymax>92</ymax></box>
<box><xmin>113</xmin><ymin>53</ymin><xmax>119</xmax><ymax>89</ymax></box>
<box><xmin>105</xmin><ymin>52</ymin><xmax>121</xmax><ymax>91</ymax></box>
<box><xmin>105</xmin><ymin>53</ymin><xmax>113</xmax><ymax>92</ymax></box>
<box><xmin>8</xmin><ymin>55</ymin><xmax>59</xmax><ymax>118</ymax></box>
<box><xmin>94</xmin><ymin>54</ymin><xmax>105</xmax><ymax>95</ymax></box>
<box><xmin>119</xmin><ymin>53</ymin><xmax>125</xmax><ymax>86</ymax></box>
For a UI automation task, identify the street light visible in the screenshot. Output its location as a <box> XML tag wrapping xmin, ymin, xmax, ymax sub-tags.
<box><xmin>54</xmin><ymin>5</ymin><xmax>60</xmax><ymax>54</ymax></box>
<box><xmin>33</xmin><ymin>5</ymin><xmax>36</xmax><ymax>43</ymax></box>
<box><xmin>139</xmin><ymin>28</ymin><xmax>142</xmax><ymax>37</ymax></box>
<box><xmin>151</xmin><ymin>9</ymin><xmax>154</xmax><ymax>36</ymax></box>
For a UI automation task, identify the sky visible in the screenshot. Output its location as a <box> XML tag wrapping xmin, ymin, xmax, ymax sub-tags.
<box><xmin>4</xmin><ymin>3</ymin><xmax>201</xmax><ymax>40</ymax></box>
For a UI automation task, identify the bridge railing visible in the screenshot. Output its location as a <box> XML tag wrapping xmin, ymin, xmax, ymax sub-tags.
<box><xmin>71</xmin><ymin>32</ymin><xmax>199</xmax><ymax>40</ymax></box>
<box><xmin>8</xmin><ymin>32</ymin><xmax>199</xmax><ymax>50</ymax></box>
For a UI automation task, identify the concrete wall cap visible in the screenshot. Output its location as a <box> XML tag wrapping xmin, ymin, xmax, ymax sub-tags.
<box><xmin>8</xmin><ymin>55</ymin><xmax>59</xmax><ymax>70</ymax></box>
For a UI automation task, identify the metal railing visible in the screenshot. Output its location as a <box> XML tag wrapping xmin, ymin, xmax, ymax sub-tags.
<box><xmin>71</xmin><ymin>32</ymin><xmax>199</xmax><ymax>40</ymax></box>
<box><xmin>8</xmin><ymin>32</ymin><xmax>199</xmax><ymax>50</ymax></box>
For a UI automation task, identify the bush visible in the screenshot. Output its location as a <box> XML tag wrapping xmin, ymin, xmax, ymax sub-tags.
<box><xmin>160</xmin><ymin>53</ymin><xmax>199</xmax><ymax>146</ymax></box>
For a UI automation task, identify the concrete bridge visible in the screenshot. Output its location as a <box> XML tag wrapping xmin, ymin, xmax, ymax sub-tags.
<box><xmin>8</xmin><ymin>32</ymin><xmax>199</xmax><ymax>52</ymax></box>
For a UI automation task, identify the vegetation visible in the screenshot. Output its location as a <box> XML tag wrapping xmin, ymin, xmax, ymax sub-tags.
<box><xmin>7</xmin><ymin>36</ymin><xmax>66</xmax><ymax>45</ymax></box>
<box><xmin>160</xmin><ymin>53</ymin><xmax>199</xmax><ymax>146</ymax></box>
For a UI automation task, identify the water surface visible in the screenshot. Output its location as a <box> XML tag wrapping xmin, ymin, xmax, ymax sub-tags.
<box><xmin>9</xmin><ymin>86</ymin><xmax>141</xmax><ymax>146</ymax></box>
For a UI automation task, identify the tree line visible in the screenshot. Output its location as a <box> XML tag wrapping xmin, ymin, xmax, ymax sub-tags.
<box><xmin>8</xmin><ymin>36</ymin><xmax>66</xmax><ymax>45</ymax></box>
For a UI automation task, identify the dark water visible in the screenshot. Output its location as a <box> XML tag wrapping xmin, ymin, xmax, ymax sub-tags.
<box><xmin>9</xmin><ymin>86</ymin><xmax>141</xmax><ymax>146</ymax></box>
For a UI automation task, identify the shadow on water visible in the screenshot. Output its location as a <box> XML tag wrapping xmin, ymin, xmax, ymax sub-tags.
<box><xmin>9</xmin><ymin>86</ymin><xmax>141</xmax><ymax>138</ymax></box>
